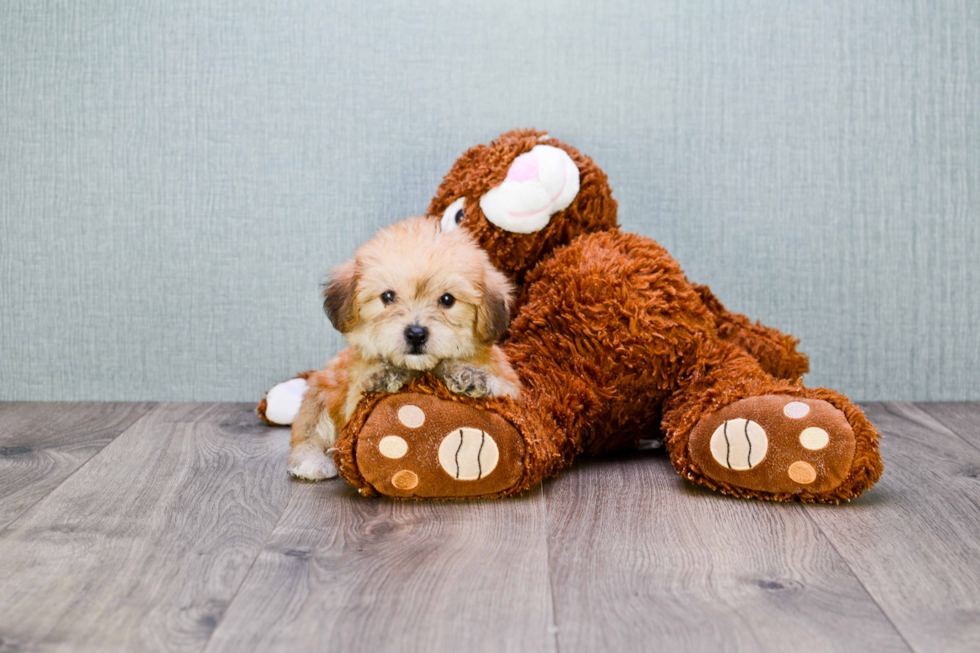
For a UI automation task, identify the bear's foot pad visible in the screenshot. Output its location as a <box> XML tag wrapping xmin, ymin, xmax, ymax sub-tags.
<box><xmin>689</xmin><ymin>396</ymin><xmax>855</xmax><ymax>495</ymax></box>
<box><xmin>354</xmin><ymin>393</ymin><xmax>524</xmax><ymax>498</ymax></box>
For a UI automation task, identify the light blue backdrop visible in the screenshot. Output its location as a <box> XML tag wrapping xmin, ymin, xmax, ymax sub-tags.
<box><xmin>1</xmin><ymin>1</ymin><xmax>977</xmax><ymax>402</ymax></box>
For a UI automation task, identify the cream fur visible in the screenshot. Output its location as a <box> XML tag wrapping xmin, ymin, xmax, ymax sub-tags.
<box><xmin>287</xmin><ymin>216</ymin><xmax>522</xmax><ymax>481</ymax></box>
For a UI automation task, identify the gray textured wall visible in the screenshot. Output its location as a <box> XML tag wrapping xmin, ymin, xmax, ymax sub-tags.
<box><xmin>1</xmin><ymin>1</ymin><xmax>977</xmax><ymax>402</ymax></box>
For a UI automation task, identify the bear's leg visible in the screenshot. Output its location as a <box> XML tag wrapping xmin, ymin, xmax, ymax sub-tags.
<box><xmin>331</xmin><ymin>228</ymin><xmax>882</xmax><ymax>501</ymax></box>
<box><xmin>661</xmin><ymin>339</ymin><xmax>882</xmax><ymax>502</ymax></box>
<box><xmin>331</xmin><ymin>230</ymin><xmax>718</xmax><ymax>498</ymax></box>
<box><xmin>693</xmin><ymin>284</ymin><xmax>810</xmax><ymax>382</ymax></box>
<box><xmin>332</xmin><ymin>380</ymin><xmax>565</xmax><ymax>498</ymax></box>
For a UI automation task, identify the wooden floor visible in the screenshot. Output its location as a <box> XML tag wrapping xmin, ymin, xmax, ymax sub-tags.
<box><xmin>1</xmin><ymin>403</ymin><xmax>979</xmax><ymax>652</ymax></box>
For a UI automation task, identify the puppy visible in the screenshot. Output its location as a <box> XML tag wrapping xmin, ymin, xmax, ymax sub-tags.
<box><xmin>287</xmin><ymin>216</ymin><xmax>522</xmax><ymax>480</ymax></box>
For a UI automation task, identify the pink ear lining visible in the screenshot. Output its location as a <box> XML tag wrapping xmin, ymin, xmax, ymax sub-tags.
<box><xmin>506</xmin><ymin>153</ymin><xmax>539</xmax><ymax>182</ymax></box>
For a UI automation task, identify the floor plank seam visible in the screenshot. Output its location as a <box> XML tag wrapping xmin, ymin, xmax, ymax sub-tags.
<box><xmin>4</xmin><ymin>402</ymin><xmax>976</xmax><ymax>651</ymax></box>
<box><xmin>915</xmin><ymin>402</ymin><xmax>980</xmax><ymax>456</ymax></box>
<box><xmin>541</xmin><ymin>486</ymin><xmax>561</xmax><ymax>653</ymax></box>
<box><xmin>199</xmin><ymin>482</ymin><xmax>298</xmax><ymax>653</ymax></box>
<box><xmin>0</xmin><ymin>402</ymin><xmax>159</xmax><ymax>532</ymax></box>
<box><xmin>799</xmin><ymin>506</ymin><xmax>917</xmax><ymax>652</ymax></box>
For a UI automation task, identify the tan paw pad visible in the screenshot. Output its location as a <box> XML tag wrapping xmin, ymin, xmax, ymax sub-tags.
<box><xmin>438</xmin><ymin>428</ymin><xmax>499</xmax><ymax>480</ymax></box>
<box><xmin>397</xmin><ymin>405</ymin><xmax>425</xmax><ymax>428</ymax></box>
<box><xmin>354</xmin><ymin>393</ymin><xmax>525</xmax><ymax>498</ymax></box>
<box><xmin>799</xmin><ymin>427</ymin><xmax>829</xmax><ymax>451</ymax></box>
<box><xmin>788</xmin><ymin>461</ymin><xmax>817</xmax><ymax>484</ymax></box>
<box><xmin>709</xmin><ymin>419</ymin><xmax>768</xmax><ymax>470</ymax></box>
<box><xmin>688</xmin><ymin>395</ymin><xmax>857</xmax><ymax>496</ymax></box>
<box><xmin>378</xmin><ymin>435</ymin><xmax>408</xmax><ymax>459</ymax></box>
<box><xmin>391</xmin><ymin>470</ymin><xmax>419</xmax><ymax>490</ymax></box>
<box><xmin>783</xmin><ymin>401</ymin><xmax>810</xmax><ymax>418</ymax></box>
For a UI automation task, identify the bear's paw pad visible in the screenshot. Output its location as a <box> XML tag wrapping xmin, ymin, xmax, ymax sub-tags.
<box><xmin>689</xmin><ymin>396</ymin><xmax>856</xmax><ymax>495</ymax></box>
<box><xmin>354</xmin><ymin>394</ymin><xmax>524</xmax><ymax>498</ymax></box>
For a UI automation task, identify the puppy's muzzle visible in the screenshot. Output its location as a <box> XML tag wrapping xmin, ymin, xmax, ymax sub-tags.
<box><xmin>404</xmin><ymin>324</ymin><xmax>429</xmax><ymax>354</ymax></box>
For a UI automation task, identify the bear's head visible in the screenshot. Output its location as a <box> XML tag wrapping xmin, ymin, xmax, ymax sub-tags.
<box><xmin>428</xmin><ymin>129</ymin><xmax>618</xmax><ymax>285</ymax></box>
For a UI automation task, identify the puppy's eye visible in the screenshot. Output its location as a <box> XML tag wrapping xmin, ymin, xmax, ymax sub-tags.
<box><xmin>438</xmin><ymin>293</ymin><xmax>456</xmax><ymax>308</ymax></box>
<box><xmin>381</xmin><ymin>291</ymin><xmax>396</xmax><ymax>305</ymax></box>
<box><xmin>440</xmin><ymin>197</ymin><xmax>466</xmax><ymax>233</ymax></box>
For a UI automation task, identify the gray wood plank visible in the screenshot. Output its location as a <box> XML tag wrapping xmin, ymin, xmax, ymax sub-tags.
<box><xmin>803</xmin><ymin>403</ymin><xmax>980</xmax><ymax>653</ymax></box>
<box><xmin>0</xmin><ymin>403</ymin><xmax>292</xmax><ymax>653</ymax></box>
<box><xmin>0</xmin><ymin>402</ymin><xmax>155</xmax><ymax>528</ymax></box>
<box><xmin>545</xmin><ymin>450</ymin><xmax>910</xmax><ymax>653</ymax></box>
<box><xmin>204</xmin><ymin>482</ymin><xmax>555</xmax><ymax>653</ymax></box>
<box><xmin>916</xmin><ymin>402</ymin><xmax>980</xmax><ymax>451</ymax></box>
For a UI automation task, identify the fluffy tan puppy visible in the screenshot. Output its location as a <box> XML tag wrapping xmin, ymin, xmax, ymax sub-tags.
<box><xmin>288</xmin><ymin>216</ymin><xmax>522</xmax><ymax>480</ymax></box>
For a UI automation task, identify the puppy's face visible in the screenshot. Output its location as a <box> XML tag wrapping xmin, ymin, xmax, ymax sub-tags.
<box><xmin>324</xmin><ymin>217</ymin><xmax>512</xmax><ymax>371</ymax></box>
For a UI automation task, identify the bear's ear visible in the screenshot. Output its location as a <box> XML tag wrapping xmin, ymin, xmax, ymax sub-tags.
<box><xmin>479</xmin><ymin>144</ymin><xmax>580</xmax><ymax>234</ymax></box>
<box><xmin>476</xmin><ymin>267</ymin><xmax>514</xmax><ymax>343</ymax></box>
<box><xmin>322</xmin><ymin>259</ymin><xmax>359</xmax><ymax>333</ymax></box>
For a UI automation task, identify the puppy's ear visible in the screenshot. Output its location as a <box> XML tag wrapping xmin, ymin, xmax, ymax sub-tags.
<box><xmin>322</xmin><ymin>259</ymin><xmax>359</xmax><ymax>333</ymax></box>
<box><xmin>476</xmin><ymin>267</ymin><xmax>514</xmax><ymax>343</ymax></box>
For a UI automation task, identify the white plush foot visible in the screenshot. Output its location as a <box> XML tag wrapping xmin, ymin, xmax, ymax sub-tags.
<box><xmin>287</xmin><ymin>446</ymin><xmax>337</xmax><ymax>481</ymax></box>
<box><xmin>264</xmin><ymin>377</ymin><xmax>308</xmax><ymax>425</ymax></box>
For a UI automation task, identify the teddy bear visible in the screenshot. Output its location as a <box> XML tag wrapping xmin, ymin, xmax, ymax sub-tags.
<box><xmin>261</xmin><ymin>129</ymin><xmax>882</xmax><ymax>503</ymax></box>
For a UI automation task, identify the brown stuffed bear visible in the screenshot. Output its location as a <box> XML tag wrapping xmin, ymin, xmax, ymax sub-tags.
<box><xmin>262</xmin><ymin>129</ymin><xmax>882</xmax><ymax>503</ymax></box>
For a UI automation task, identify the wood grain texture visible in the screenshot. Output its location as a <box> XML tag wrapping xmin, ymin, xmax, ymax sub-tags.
<box><xmin>3</xmin><ymin>402</ymin><xmax>980</xmax><ymax>652</ymax></box>
<box><xmin>916</xmin><ymin>402</ymin><xmax>980</xmax><ymax>451</ymax></box>
<box><xmin>0</xmin><ymin>403</ymin><xmax>292</xmax><ymax>653</ymax></box>
<box><xmin>545</xmin><ymin>451</ymin><xmax>910</xmax><ymax>653</ymax></box>
<box><xmin>204</xmin><ymin>483</ymin><xmax>555</xmax><ymax>653</ymax></box>
<box><xmin>0</xmin><ymin>402</ymin><xmax>154</xmax><ymax>528</ymax></box>
<box><xmin>803</xmin><ymin>403</ymin><xmax>980</xmax><ymax>653</ymax></box>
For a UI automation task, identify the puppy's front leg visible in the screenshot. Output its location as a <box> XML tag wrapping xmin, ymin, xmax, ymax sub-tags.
<box><xmin>364</xmin><ymin>364</ymin><xmax>416</xmax><ymax>394</ymax></box>
<box><xmin>438</xmin><ymin>363</ymin><xmax>493</xmax><ymax>398</ymax></box>
<box><xmin>288</xmin><ymin>372</ymin><xmax>339</xmax><ymax>481</ymax></box>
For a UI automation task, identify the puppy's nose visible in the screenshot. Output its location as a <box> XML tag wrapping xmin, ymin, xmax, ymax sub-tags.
<box><xmin>404</xmin><ymin>325</ymin><xmax>429</xmax><ymax>348</ymax></box>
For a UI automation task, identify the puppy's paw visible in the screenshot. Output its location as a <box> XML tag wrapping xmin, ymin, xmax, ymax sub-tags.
<box><xmin>496</xmin><ymin>379</ymin><xmax>523</xmax><ymax>400</ymax></box>
<box><xmin>365</xmin><ymin>366</ymin><xmax>414</xmax><ymax>394</ymax></box>
<box><xmin>443</xmin><ymin>364</ymin><xmax>492</xmax><ymax>398</ymax></box>
<box><xmin>287</xmin><ymin>446</ymin><xmax>338</xmax><ymax>481</ymax></box>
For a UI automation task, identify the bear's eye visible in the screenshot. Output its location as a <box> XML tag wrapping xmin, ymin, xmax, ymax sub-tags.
<box><xmin>440</xmin><ymin>197</ymin><xmax>466</xmax><ymax>233</ymax></box>
<box><xmin>438</xmin><ymin>293</ymin><xmax>456</xmax><ymax>308</ymax></box>
<box><xmin>381</xmin><ymin>291</ymin><xmax>396</xmax><ymax>305</ymax></box>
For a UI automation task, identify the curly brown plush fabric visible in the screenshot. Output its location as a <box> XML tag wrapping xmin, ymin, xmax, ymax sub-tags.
<box><xmin>693</xmin><ymin>284</ymin><xmax>810</xmax><ymax>382</ymax></box>
<box><xmin>429</xmin><ymin>129</ymin><xmax>808</xmax><ymax>380</ymax></box>
<box><xmin>326</xmin><ymin>129</ymin><xmax>883</xmax><ymax>503</ymax></box>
